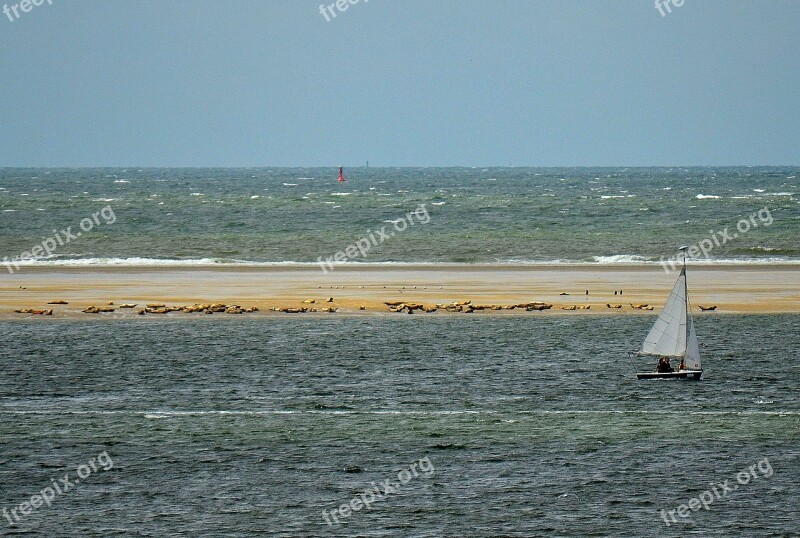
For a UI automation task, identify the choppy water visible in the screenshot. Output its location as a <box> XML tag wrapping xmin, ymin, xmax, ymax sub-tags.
<box><xmin>0</xmin><ymin>167</ymin><xmax>798</xmax><ymax>265</ymax></box>
<box><xmin>1</xmin><ymin>315</ymin><xmax>798</xmax><ymax>536</ymax></box>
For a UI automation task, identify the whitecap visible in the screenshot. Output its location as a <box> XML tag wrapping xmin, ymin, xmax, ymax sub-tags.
<box><xmin>592</xmin><ymin>255</ymin><xmax>651</xmax><ymax>264</ymax></box>
<box><xmin>331</xmin><ymin>192</ymin><xmax>352</xmax><ymax>196</ymax></box>
<box><xmin>92</xmin><ymin>198</ymin><xmax>116</xmax><ymax>202</ymax></box>
<box><xmin>695</xmin><ymin>194</ymin><xmax>720</xmax><ymax>199</ymax></box>
<box><xmin>753</xmin><ymin>188</ymin><xmax>766</xmax><ymax>192</ymax></box>
<box><xmin>190</xmin><ymin>192</ymin><xmax>204</xmax><ymax>196</ymax></box>
<box><xmin>432</xmin><ymin>202</ymin><xmax>446</xmax><ymax>206</ymax></box>
<box><xmin>250</xmin><ymin>195</ymin><xmax>260</xmax><ymax>199</ymax></box>
<box><xmin>114</xmin><ymin>180</ymin><xmax>130</xmax><ymax>184</ymax></box>
<box><xmin>282</xmin><ymin>183</ymin><xmax>298</xmax><ymax>186</ymax></box>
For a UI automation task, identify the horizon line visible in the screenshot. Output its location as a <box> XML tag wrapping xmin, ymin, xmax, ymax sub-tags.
<box><xmin>1</xmin><ymin>164</ymin><xmax>799</xmax><ymax>169</ymax></box>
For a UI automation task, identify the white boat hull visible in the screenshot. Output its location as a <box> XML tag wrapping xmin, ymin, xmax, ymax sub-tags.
<box><xmin>636</xmin><ymin>370</ymin><xmax>702</xmax><ymax>380</ymax></box>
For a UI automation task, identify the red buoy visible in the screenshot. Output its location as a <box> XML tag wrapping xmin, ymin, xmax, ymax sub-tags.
<box><xmin>338</xmin><ymin>166</ymin><xmax>345</xmax><ymax>182</ymax></box>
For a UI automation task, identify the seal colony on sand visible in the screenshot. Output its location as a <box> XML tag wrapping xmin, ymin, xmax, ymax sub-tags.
<box><xmin>77</xmin><ymin>303</ymin><xmax>260</xmax><ymax>315</ymax></box>
<box><xmin>8</xmin><ymin>297</ymin><xmax>731</xmax><ymax>317</ymax></box>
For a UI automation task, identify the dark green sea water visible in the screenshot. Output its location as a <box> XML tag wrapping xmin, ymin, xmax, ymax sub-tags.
<box><xmin>0</xmin><ymin>167</ymin><xmax>798</xmax><ymax>265</ymax></box>
<box><xmin>1</xmin><ymin>315</ymin><xmax>798</xmax><ymax>536</ymax></box>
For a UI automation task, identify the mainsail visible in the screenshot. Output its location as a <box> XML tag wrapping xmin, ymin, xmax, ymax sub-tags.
<box><xmin>641</xmin><ymin>268</ymin><xmax>689</xmax><ymax>357</ymax></box>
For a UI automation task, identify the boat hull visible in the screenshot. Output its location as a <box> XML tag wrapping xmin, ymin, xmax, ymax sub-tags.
<box><xmin>636</xmin><ymin>370</ymin><xmax>702</xmax><ymax>380</ymax></box>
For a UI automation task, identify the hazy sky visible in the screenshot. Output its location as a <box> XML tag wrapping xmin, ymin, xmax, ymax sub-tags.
<box><xmin>1</xmin><ymin>0</ymin><xmax>798</xmax><ymax>167</ymax></box>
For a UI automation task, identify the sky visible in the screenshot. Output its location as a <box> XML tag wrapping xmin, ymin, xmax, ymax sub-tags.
<box><xmin>0</xmin><ymin>0</ymin><xmax>798</xmax><ymax>167</ymax></box>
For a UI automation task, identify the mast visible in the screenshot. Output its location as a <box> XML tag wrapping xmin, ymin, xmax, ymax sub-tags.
<box><xmin>678</xmin><ymin>245</ymin><xmax>702</xmax><ymax>370</ymax></box>
<box><xmin>680</xmin><ymin>246</ymin><xmax>689</xmax><ymax>359</ymax></box>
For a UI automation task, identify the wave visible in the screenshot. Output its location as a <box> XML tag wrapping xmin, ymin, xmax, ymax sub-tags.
<box><xmin>11</xmin><ymin>256</ymin><xmax>800</xmax><ymax>268</ymax></box>
<box><xmin>11</xmin><ymin>257</ymin><xmax>289</xmax><ymax>267</ymax></box>
<box><xmin>592</xmin><ymin>255</ymin><xmax>652</xmax><ymax>264</ymax></box>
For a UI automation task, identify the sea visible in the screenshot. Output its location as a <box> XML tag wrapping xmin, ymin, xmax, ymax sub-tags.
<box><xmin>0</xmin><ymin>166</ymin><xmax>798</xmax><ymax>265</ymax></box>
<box><xmin>1</xmin><ymin>167</ymin><xmax>799</xmax><ymax>537</ymax></box>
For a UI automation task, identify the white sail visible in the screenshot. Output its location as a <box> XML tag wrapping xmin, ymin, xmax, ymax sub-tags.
<box><xmin>640</xmin><ymin>268</ymin><xmax>687</xmax><ymax>357</ymax></box>
<box><xmin>684</xmin><ymin>315</ymin><xmax>702</xmax><ymax>370</ymax></box>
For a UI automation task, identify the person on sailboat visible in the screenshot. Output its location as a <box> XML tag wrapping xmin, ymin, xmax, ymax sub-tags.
<box><xmin>656</xmin><ymin>356</ymin><xmax>674</xmax><ymax>373</ymax></box>
<box><xmin>678</xmin><ymin>358</ymin><xmax>686</xmax><ymax>370</ymax></box>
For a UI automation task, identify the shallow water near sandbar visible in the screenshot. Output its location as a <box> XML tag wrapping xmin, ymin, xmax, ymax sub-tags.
<box><xmin>1</xmin><ymin>315</ymin><xmax>798</xmax><ymax>536</ymax></box>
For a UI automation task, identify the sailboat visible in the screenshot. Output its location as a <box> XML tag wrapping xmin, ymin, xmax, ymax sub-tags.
<box><xmin>337</xmin><ymin>166</ymin><xmax>346</xmax><ymax>182</ymax></box>
<box><xmin>633</xmin><ymin>247</ymin><xmax>703</xmax><ymax>380</ymax></box>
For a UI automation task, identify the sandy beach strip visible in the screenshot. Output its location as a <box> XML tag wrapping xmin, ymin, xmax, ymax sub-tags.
<box><xmin>1</xmin><ymin>264</ymin><xmax>798</xmax><ymax>318</ymax></box>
